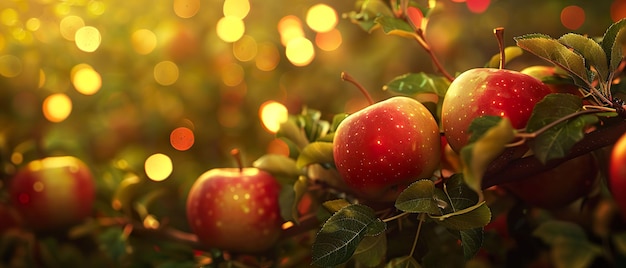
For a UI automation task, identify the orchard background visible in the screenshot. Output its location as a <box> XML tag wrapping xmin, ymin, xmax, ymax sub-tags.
<box><xmin>1</xmin><ymin>0</ymin><xmax>626</xmax><ymax>267</ymax></box>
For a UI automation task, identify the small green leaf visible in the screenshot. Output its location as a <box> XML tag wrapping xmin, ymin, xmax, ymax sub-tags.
<box><xmin>515</xmin><ymin>34</ymin><xmax>591</xmax><ymax>87</ymax></box>
<box><xmin>601</xmin><ymin>18</ymin><xmax>626</xmax><ymax>73</ymax></box>
<box><xmin>385</xmin><ymin>256</ymin><xmax>422</xmax><ymax>268</ymax></box>
<box><xmin>459</xmin><ymin>228</ymin><xmax>484</xmax><ymax>260</ymax></box>
<box><xmin>312</xmin><ymin>204</ymin><xmax>386</xmax><ymax>267</ymax></box>
<box><xmin>345</xmin><ymin>0</ymin><xmax>394</xmax><ymax>32</ymax></box>
<box><xmin>525</xmin><ymin>93</ymin><xmax>599</xmax><ymax>164</ymax></box>
<box><xmin>296</xmin><ymin>141</ymin><xmax>334</xmax><ymax>169</ymax></box>
<box><xmin>430</xmin><ymin>201</ymin><xmax>491</xmax><ymax>230</ymax></box>
<box><xmin>292</xmin><ymin>176</ymin><xmax>309</xmax><ymax>222</ymax></box>
<box><xmin>331</xmin><ymin>113</ymin><xmax>349</xmax><ymax>132</ymax></box>
<box><xmin>353</xmin><ymin>233</ymin><xmax>387</xmax><ymax>267</ymax></box>
<box><xmin>383</xmin><ymin>72</ymin><xmax>450</xmax><ymax>96</ymax></box>
<box><xmin>439</xmin><ymin>174</ymin><xmax>480</xmax><ymax>214</ymax></box>
<box><xmin>467</xmin><ymin>116</ymin><xmax>503</xmax><ymax>144</ymax></box>
<box><xmin>485</xmin><ymin>46</ymin><xmax>524</xmax><ymax>68</ymax></box>
<box><xmin>534</xmin><ymin>220</ymin><xmax>602</xmax><ymax>268</ymax></box>
<box><xmin>253</xmin><ymin>154</ymin><xmax>301</xmax><ymax>182</ymax></box>
<box><xmin>323</xmin><ymin>199</ymin><xmax>352</xmax><ymax>214</ymax></box>
<box><xmin>375</xmin><ymin>16</ymin><xmax>418</xmax><ymax>39</ymax></box>
<box><xmin>279</xmin><ymin>186</ymin><xmax>296</xmax><ymax>222</ymax></box>
<box><xmin>461</xmin><ymin>118</ymin><xmax>515</xmax><ymax>194</ymax></box>
<box><xmin>277</xmin><ymin>119</ymin><xmax>309</xmax><ymax>149</ymax></box>
<box><xmin>558</xmin><ymin>33</ymin><xmax>609</xmax><ymax>82</ymax></box>
<box><xmin>395</xmin><ymin>179</ymin><xmax>442</xmax><ymax>214</ymax></box>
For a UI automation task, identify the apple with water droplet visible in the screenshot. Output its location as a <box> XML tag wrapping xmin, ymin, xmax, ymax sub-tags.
<box><xmin>441</xmin><ymin>68</ymin><xmax>552</xmax><ymax>152</ymax></box>
<box><xmin>333</xmin><ymin>96</ymin><xmax>441</xmax><ymax>202</ymax></box>
<box><xmin>9</xmin><ymin>156</ymin><xmax>96</xmax><ymax>231</ymax></box>
<box><xmin>186</xmin><ymin>150</ymin><xmax>283</xmax><ymax>252</ymax></box>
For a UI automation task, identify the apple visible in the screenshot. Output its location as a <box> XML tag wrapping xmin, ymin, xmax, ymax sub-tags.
<box><xmin>333</xmin><ymin>96</ymin><xmax>441</xmax><ymax>202</ymax></box>
<box><xmin>520</xmin><ymin>66</ymin><xmax>582</xmax><ymax>96</ymax></box>
<box><xmin>186</xmin><ymin>158</ymin><xmax>283</xmax><ymax>252</ymax></box>
<box><xmin>441</xmin><ymin>68</ymin><xmax>552</xmax><ymax>152</ymax></box>
<box><xmin>501</xmin><ymin>153</ymin><xmax>598</xmax><ymax>209</ymax></box>
<box><xmin>9</xmin><ymin>156</ymin><xmax>96</xmax><ymax>231</ymax></box>
<box><xmin>610</xmin><ymin>132</ymin><xmax>626</xmax><ymax>220</ymax></box>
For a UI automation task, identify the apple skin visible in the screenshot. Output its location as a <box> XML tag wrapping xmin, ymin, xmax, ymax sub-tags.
<box><xmin>610</xmin><ymin>132</ymin><xmax>626</xmax><ymax>220</ymax></box>
<box><xmin>9</xmin><ymin>156</ymin><xmax>96</xmax><ymax>231</ymax></box>
<box><xmin>441</xmin><ymin>68</ymin><xmax>552</xmax><ymax>152</ymax></box>
<box><xmin>186</xmin><ymin>168</ymin><xmax>283</xmax><ymax>252</ymax></box>
<box><xmin>502</xmin><ymin>154</ymin><xmax>597</xmax><ymax>209</ymax></box>
<box><xmin>333</xmin><ymin>96</ymin><xmax>441</xmax><ymax>202</ymax></box>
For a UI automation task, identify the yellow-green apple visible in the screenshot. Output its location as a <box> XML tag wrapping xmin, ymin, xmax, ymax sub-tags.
<box><xmin>441</xmin><ymin>68</ymin><xmax>552</xmax><ymax>152</ymax></box>
<box><xmin>186</xmin><ymin>161</ymin><xmax>283</xmax><ymax>252</ymax></box>
<box><xmin>333</xmin><ymin>96</ymin><xmax>441</xmax><ymax>202</ymax></box>
<box><xmin>9</xmin><ymin>156</ymin><xmax>96</xmax><ymax>231</ymax></box>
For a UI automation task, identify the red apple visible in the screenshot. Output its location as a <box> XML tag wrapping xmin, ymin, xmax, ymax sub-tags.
<box><xmin>9</xmin><ymin>156</ymin><xmax>96</xmax><ymax>231</ymax></box>
<box><xmin>502</xmin><ymin>153</ymin><xmax>598</xmax><ymax>209</ymax></box>
<box><xmin>610</xmin><ymin>132</ymin><xmax>626</xmax><ymax>220</ymax></box>
<box><xmin>186</xmin><ymin>166</ymin><xmax>283</xmax><ymax>252</ymax></box>
<box><xmin>441</xmin><ymin>68</ymin><xmax>552</xmax><ymax>152</ymax></box>
<box><xmin>333</xmin><ymin>96</ymin><xmax>441</xmax><ymax>202</ymax></box>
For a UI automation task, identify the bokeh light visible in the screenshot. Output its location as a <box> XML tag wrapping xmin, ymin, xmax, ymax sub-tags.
<box><xmin>217</xmin><ymin>16</ymin><xmax>245</xmax><ymax>43</ymax></box>
<box><xmin>255</xmin><ymin>42</ymin><xmax>280</xmax><ymax>71</ymax></box>
<box><xmin>278</xmin><ymin>15</ymin><xmax>304</xmax><ymax>46</ymax></box>
<box><xmin>315</xmin><ymin>29</ymin><xmax>342</xmax><ymax>52</ymax></box>
<box><xmin>1</xmin><ymin>8</ymin><xmax>18</xmax><ymax>26</ymax></box>
<box><xmin>612</xmin><ymin>0</ymin><xmax>626</xmax><ymax>22</ymax></box>
<box><xmin>561</xmin><ymin>5</ymin><xmax>586</xmax><ymax>30</ymax></box>
<box><xmin>26</xmin><ymin>18</ymin><xmax>41</xmax><ymax>32</ymax></box>
<box><xmin>466</xmin><ymin>0</ymin><xmax>491</xmax><ymax>14</ymax></box>
<box><xmin>223</xmin><ymin>0</ymin><xmax>250</xmax><ymax>19</ymax></box>
<box><xmin>266</xmin><ymin>138</ymin><xmax>290</xmax><ymax>156</ymax></box>
<box><xmin>60</xmin><ymin>16</ymin><xmax>84</xmax><ymax>41</ymax></box>
<box><xmin>285</xmin><ymin>37</ymin><xmax>315</xmax><ymax>67</ymax></box>
<box><xmin>306</xmin><ymin>4</ymin><xmax>338</xmax><ymax>33</ymax></box>
<box><xmin>0</xmin><ymin>54</ymin><xmax>22</xmax><ymax>78</ymax></box>
<box><xmin>173</xmin><ymin>0</ymin><xmax>200</xmax><ymax>19</ymax></box>
<box><xmin>43</xmin><ymin>93</ymin><xmax>72</xmax><ymax>123</ymax></box>
<box><xmin>154</xmin><ymin>61</ymin><xmax>179</xmax><ymax>86</ymax></box>
<box><xmin>131</xmin><ymin>29</ymin><xmax>157</xmax><ymax>55</ymax></box>
<box><xmin>221</xmin><ymin>62</ymin><xmax>245</xmax><ymax>86</ymax></box>
<box><xmin>72</xmin><ymin>65</ymin><xmax>102</xmax><ymax>95</ymax></box>
<box><xmin>75</xmin><ymin>26</ymin><xmax>102</xmax><ymax>52</ymax></box>
<box><xmin>259</xmin><ymin>101</ymin><xmax>289</xmax><ymax>133</ymax></box>
<box><xmin>233</xmin><ymin>35</ymin><xmax>257</xmax><ymax>62</ymax></box>
<box><xmin>170</xmin><ymin>127</ymin><xmax>195</xmax><ymax>151</ymax></box>
<box><xmin>144</xmin><ymin>153</ymin><xmax>173</xmax><ymax>182</ymax></box>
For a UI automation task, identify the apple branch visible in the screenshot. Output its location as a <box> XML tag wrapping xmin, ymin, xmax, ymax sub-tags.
<box><xmin>412</xmin><ymin>29</ymin><xmax>455</xmax><ymax>82</ymax></box>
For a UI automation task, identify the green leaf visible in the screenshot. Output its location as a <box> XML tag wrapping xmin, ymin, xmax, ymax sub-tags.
<box><xmin>345</xmin><ymin>0</ymin><xmax>394</xmax><ymax>32</ymax></box>
<box><xmin>296</xmin><ymin>141</ymin><xmax>334</xmax><ymax>169</ymax></box>
<box><xmin>253</xmin><ymin>154</ymin><xmax>301</xmax><ymax>183</ymax></box>
<box><xmin>601</xmin><ymin>18</ymin><xmax>626</xmax><ymax>73</ymax></box>
<box><xmin>533</xmin><ymin>220</ymin><xmax>602</xmax><ymax>268</ymax></box>
<box><xmin>558</xmin><ymin>33</ymin><xmax>609</xmax><ymax>82</ymax></box>
<box><xmin>331</xmin><ymin>113</ymin><xmax>349</xmax><ymax>132</ymax></box>
<box><xmin>385</xmin><ymin>256</ymin><xmax>422</xmax><ymax>268</ymax></box>
<box><xmin>467</xmin><ymin>116</ymin><xmax>502</xmax><ymax>144</ymax></box>
<box><xmin>98</xmin><ymin>227</ymin><xmax>128</xmax><ymax>262</ymax></box>
<box><xmin>485</xmin><ymin>46</ymin><xmax>524</xmax><ymax>68</ymax></box>
<box><xmin>323</xmin><ymin>199</ymin><xmax>352</xmax><ymax>214</ymax></box>
<box><xmin>430</xmin><ymin>201</ymin><xmax>491</xmax><ymax>230</ymax></box>
<box><xmin>383</xmin><ymin>72</ymin><xmax>450</xmax><ymax>96</ymax></box>
<box><xmin>375</xmin><ymin>16</ymin><xmax>418</xmax><ymax>39</ymax></box>
<box><xmin>395</xmin><ymin>179</ymin><xmax>442</xmax><ymax>214</ymax></box>
<box><xmin>312</xmin><ymin>204</ymin><xmax>386</xmax><ymax>266</ymax></box>
<box><xmin>292</xmin><ymin>176</ymin><xmax>309</xmax><ymax>222</ymax></box>
<box><xmin>279</xmin><ymin>186</ymin><xmax>296</xmax><ymax>222</ymax></box>
<box><xmin>277</xmin><ymin>119</ymin><xmax>309</xmax><ymax>149</ymax></box>
<box><xmin>525</xmin><ymin>93</ymin><xmax>599</xmax><ymax>164</ymax></box>
<box><xmin>353</xmin><ymin>233</ymin><xmax>387</xmax><ymax>267</ymax></box>
<box><xmin>461</xmin><ymin>118</ymin><xmax>515</xmax><ymax>194</ymax></box>
<box><xmin>438</xmin><ymin>174</ymin><xmax>479</xmax><ymax>214</ymax></box>
<box><xmin>515</xmin><ymin>34</ymin><xmax>591</xmax><ymax>87</ymax></box>
<box><xmin>459</xmin><ymin>228</ymin><xmax>484</xmax><ymax>260</ymax></box>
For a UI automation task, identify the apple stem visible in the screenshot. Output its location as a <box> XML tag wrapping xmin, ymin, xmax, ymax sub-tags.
<box><xmin>493</xmin><ymin>27</ymin><xmax>505</xmax><ymax>69</ymax></box>
<box><xmin>230</xmin><ymin>148</ymin><xmax>244</xmax><ymax>172</ymax></box>
<box><xmin>341</xmin><ymin>72</ymin><xmax>375</xmax><ymax>105</ymax></box>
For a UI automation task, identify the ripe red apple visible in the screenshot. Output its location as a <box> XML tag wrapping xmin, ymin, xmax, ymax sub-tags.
<box><xmin>333</xmin><ymin>96</ymin><xmax>441</xmax><ymax>202</ymax></box>
<box><xmin>9</xmin><ymin>156</ymin><xmax>96</xmax><ymax>231</ymax></box>
<box><xmin>610</xmin><ymin>132</ymin><xmax>626</xmax><ymax>220</ymax></box>
<box><xmin>502</xmin><ymin>153</ymin><xmax>598</xmax><ymax>209</ymax></box>
<box><xmin>441</xmin><ymin>68</ymin><xmax>552</xmax><ymax>152</ymax></box>
<box><xmin>186</xmin><ymin>165</ymin><xmax>283</xmax><ymax>252</ymax></box>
